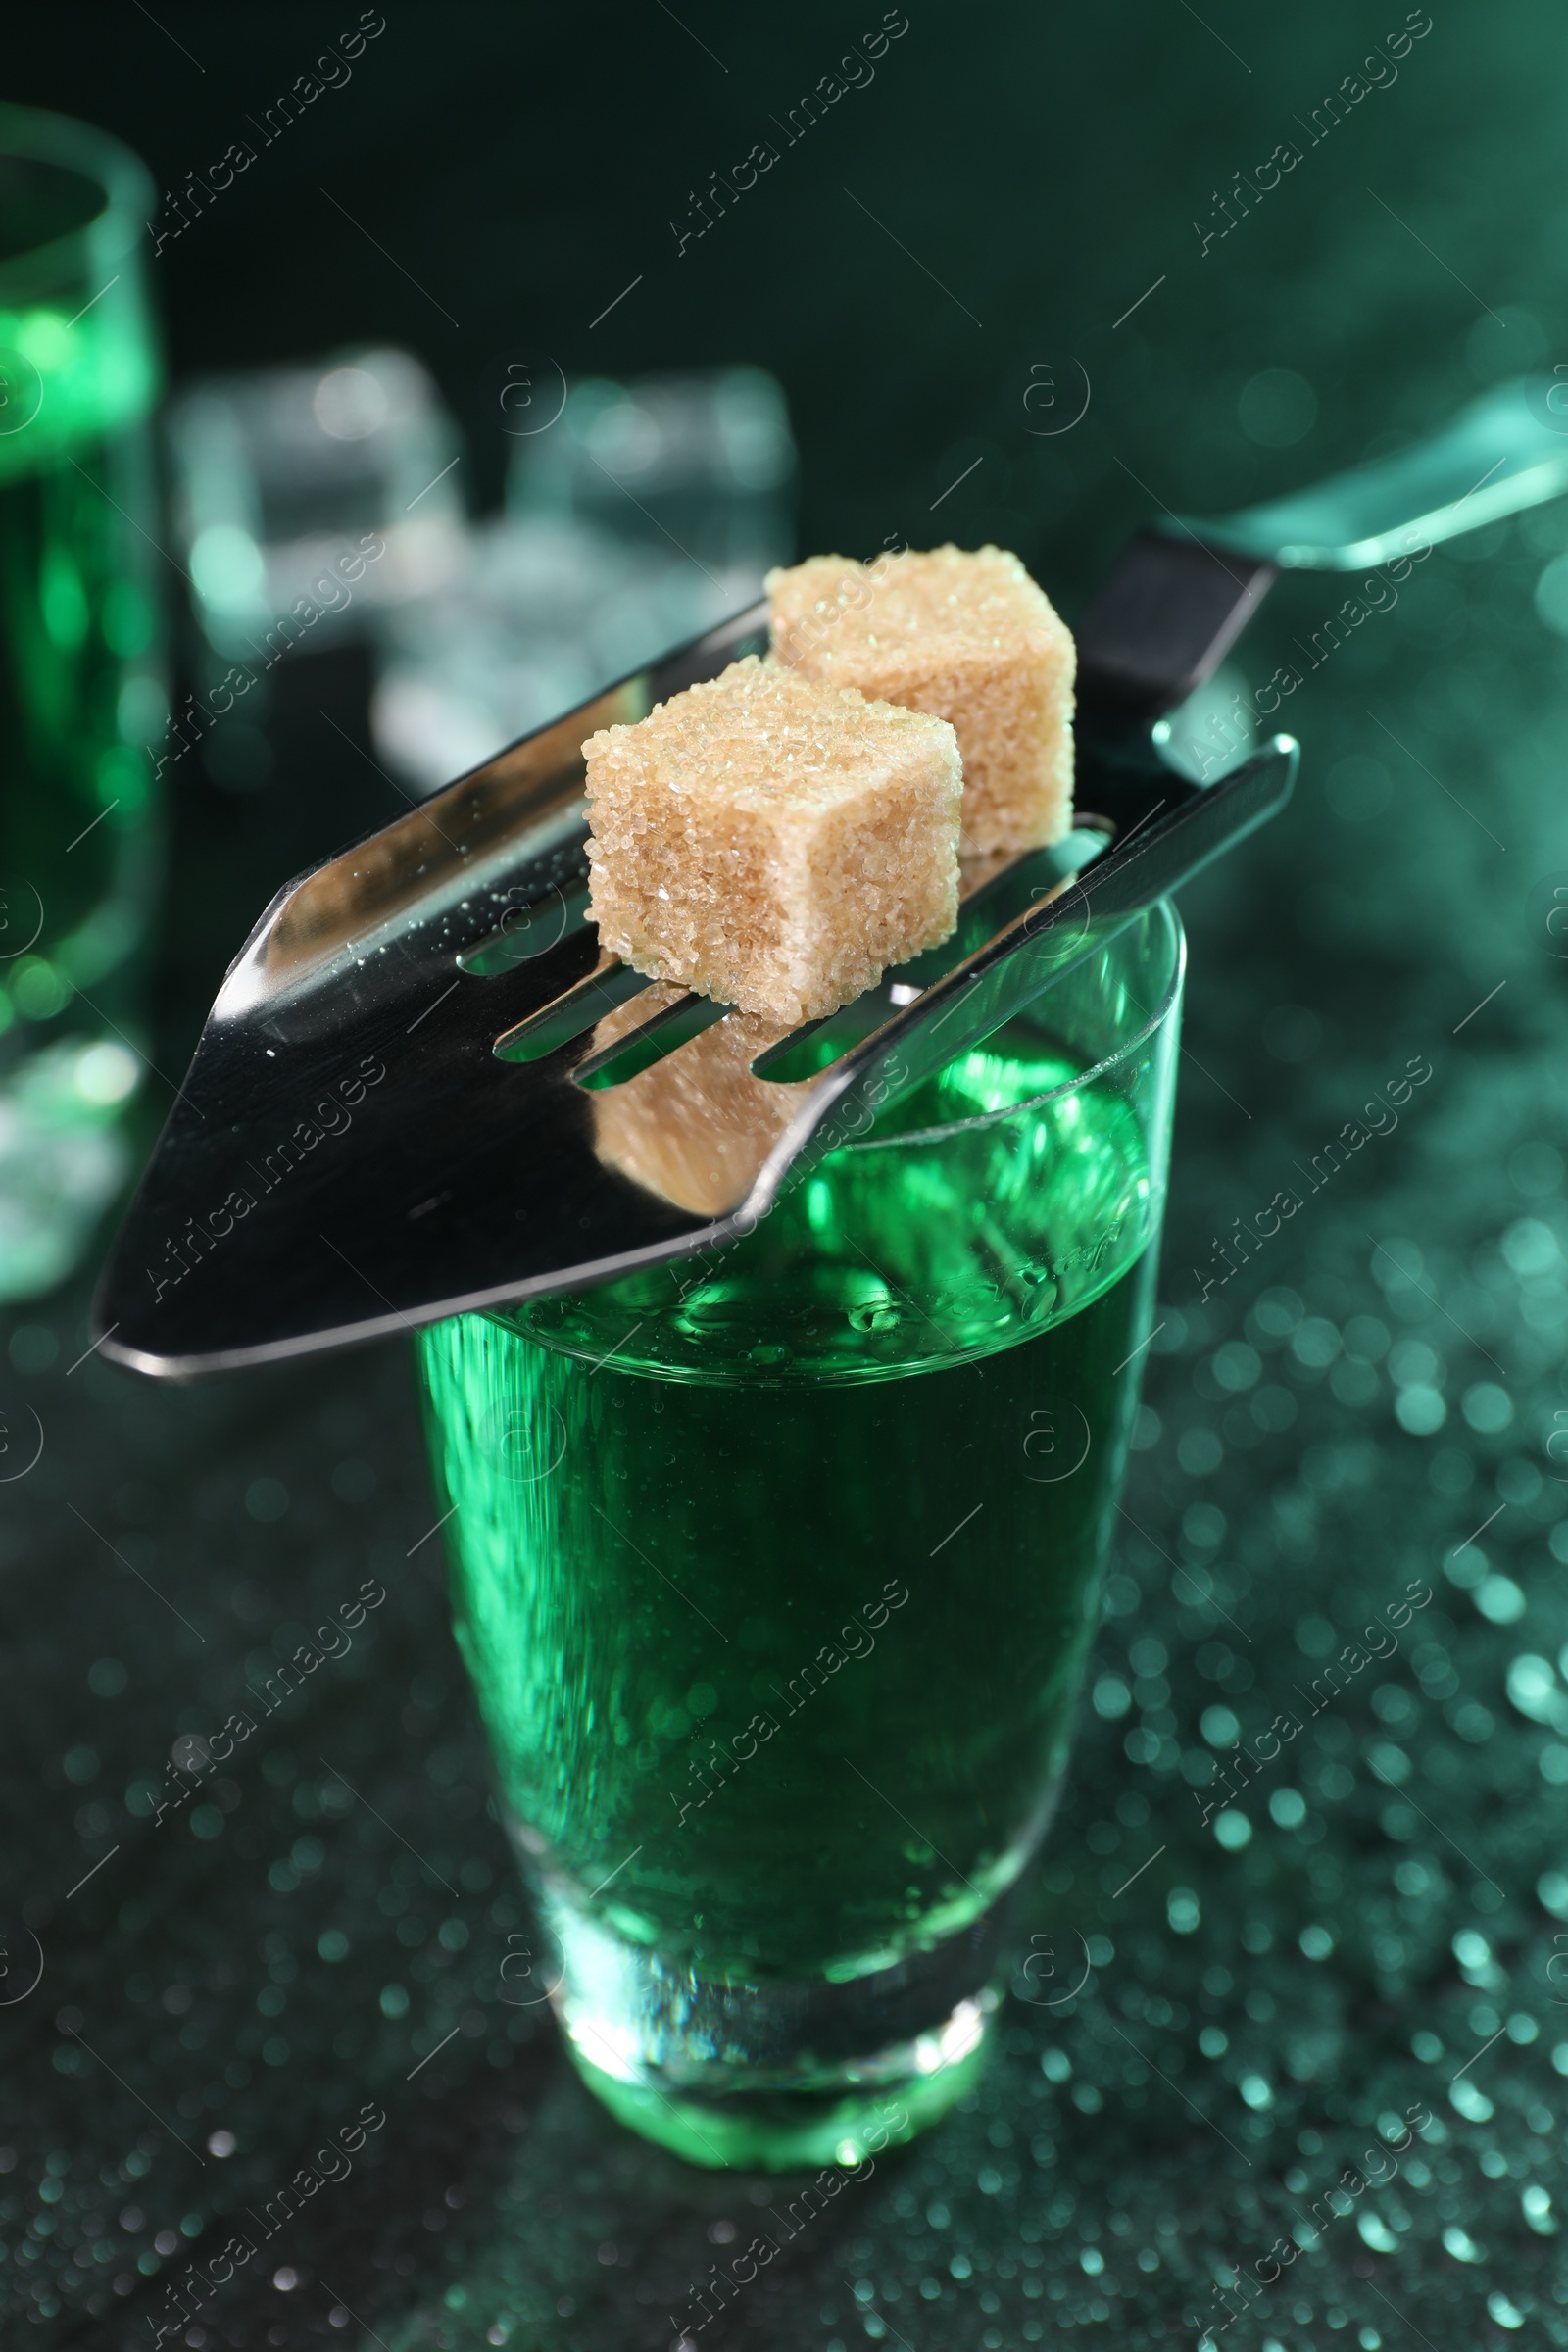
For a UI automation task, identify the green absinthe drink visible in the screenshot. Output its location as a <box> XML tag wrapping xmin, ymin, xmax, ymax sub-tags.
<box><xmin>0</xmin><ymin>110</ymin><xmax>164</xmax><ymax>1298</ymax></box>
<box><xmin>420</xmin><ymin>906</ymin><xmax>1183</xmax><ymax>2169</ymax></box>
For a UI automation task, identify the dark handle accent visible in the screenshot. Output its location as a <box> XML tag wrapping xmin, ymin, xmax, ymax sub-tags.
<box><xmin>1073</xmin><ymin>530</ymin><xmax>1277</xmax><ymax>720</ymax></box>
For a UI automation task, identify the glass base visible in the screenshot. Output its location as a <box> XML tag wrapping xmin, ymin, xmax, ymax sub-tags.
<box><xmin>0</xmin><ymin>1038</ymin><xmax>140</xmax><ymax>1299</ymax></box>
<box><xmin>532</xmin><ymin>1858</ymin><xmax>1009</xmax><ymax>2171</ymax></box>
<box><xmin>569</xmin><ymin>2012</ymin><xmax>989</xmax><ymax>2171</ymax></box>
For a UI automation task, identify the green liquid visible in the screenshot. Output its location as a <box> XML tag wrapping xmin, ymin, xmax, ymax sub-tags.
<box><xmin>419</xmin><ymin>1025</ymin><xmax>1158</xmax><ymax>1984</ymax></box>
<box><xmin>0</xmin><ymin>295</ymin><xmax>164</xmax><ymax>1291</ymax></box>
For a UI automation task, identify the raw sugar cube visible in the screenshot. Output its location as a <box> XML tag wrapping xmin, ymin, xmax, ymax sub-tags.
<box><xmin>582</xmin><ymin>655</ymin><xmax>961</xmax><ymax>1026</ymax></box>
<box><xmin>767</xmin><ymin>543</ymin><xmax>1075</xmax><ymax>856</ymax></box>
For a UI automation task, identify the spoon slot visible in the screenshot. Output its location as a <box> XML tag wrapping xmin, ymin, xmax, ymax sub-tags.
<box><xmin>493</xmin><ymin>956</ymin><xmax>654</xmax><ymax>1063</ymax></box>
<box><xmin>571</xmin><ymin>991</ymin><xmax>736</xmax><ymax>1091</ymax></box>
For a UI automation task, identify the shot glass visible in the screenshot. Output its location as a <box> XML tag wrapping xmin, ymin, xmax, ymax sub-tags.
<box><xmin>418</xmin><ymin>902</ymin><xmax>1183</xmax><ymax>2169</ymax></box>
<box><xmin>0</xmin><ymin>106</ymin><xmax>165</xmax><ymax>1298</ymax></box>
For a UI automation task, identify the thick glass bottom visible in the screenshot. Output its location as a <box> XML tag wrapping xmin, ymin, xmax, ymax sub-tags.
<box><xmin>534</xmin><ymin>1850</ymin><xmax>1011</xmax><ymax>2170</ymax></box>
<box><xmin>569</xmin><ymin>2016</ymin><xmax>988</xmax><ymax>2172</ymax></box>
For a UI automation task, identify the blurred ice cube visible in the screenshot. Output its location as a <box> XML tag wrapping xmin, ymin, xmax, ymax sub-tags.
<box><xmin>510</xmin><ymin>367</ymin><xmax>796</xmax><ymax>574</ymax></box>
<box><xmin>373</xmin><ymin>368</ymin><xmax>796</xmax><ymax>795</ymax></box>
<box><xmin>168</xmin><ymin>347</ymin><xmax>466</xmax><ymax>662</ymax></box>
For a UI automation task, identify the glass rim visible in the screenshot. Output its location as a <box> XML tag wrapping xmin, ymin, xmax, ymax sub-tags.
<box><xmin>845</xmin><ymin>898</ymin><xmax>1186</xmax><ymax>1153</ymax></box>
<box><xmin>0</xmin><ymin>105</ymin><xmax>156</xmax><ymax>297</ymax></box>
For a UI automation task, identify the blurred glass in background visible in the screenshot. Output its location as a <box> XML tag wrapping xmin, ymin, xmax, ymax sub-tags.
<box><xmin>168</xmin><ymin>357</ymin><xmax>796</xmax><ymax>797</ymax></box>
<box><xmin>0</xmin><ymin>107</ymin><xmax>164</xmax><ymax>1300</ymax></box>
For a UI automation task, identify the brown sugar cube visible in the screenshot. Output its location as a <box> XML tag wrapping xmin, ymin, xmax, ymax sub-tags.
<box><xmin>766</xmin><ymin>544</ymin><xmax>1075</xmax><ymax>857</ymax></box>
<box><xmin>582</xmin><ymin>655</ymin><xmax>961</xmax><ymax>1027</ymax></box>
<box><xmin>589</xmin><ymin>985</ymin><xmax>809</xmax><ymax>1217</ymax></box>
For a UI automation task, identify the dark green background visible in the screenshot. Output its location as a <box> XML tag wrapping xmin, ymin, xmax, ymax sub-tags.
<box><xmin>3</xmin><ymin>4</ymin><xmax>1566</xmax><ymax>2347</ymax></box>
